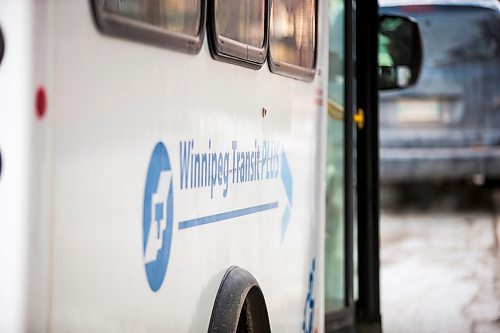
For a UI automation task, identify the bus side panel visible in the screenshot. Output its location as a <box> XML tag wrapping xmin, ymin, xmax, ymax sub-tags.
<box><xmin>0</xmin><ymin>1</ymin><xmax>52</xmax><ymax>332</ymax></box>
<box><xmin>316</xmin><ymin>0</ymin><xmax>330</xmax><ymax>330</ymax></box>
<box><xmin>49</xmin><ymin>1</ymin><xmax>327</xmax><ymax>332</ymax></box>
<box><xmin>0</xmin><ymin>2</ymin><xmax>32</xmax><ymax>330</ymax></box>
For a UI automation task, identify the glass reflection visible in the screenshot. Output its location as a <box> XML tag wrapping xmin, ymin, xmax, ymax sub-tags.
<box><xmin>215</xmin><ymin>0</ymin><xmax>265</xmax><ymax>47</ymax></box>
<box><xmin>325</xmin><ymin>0</ymin><xmax>346</xmax><ymax>313</ymax></box>
<box><xmin>270</xmin><ymin>0</ymin><xmax>316</xmax><ymax>68</ymax></box>
<box><xmin>104</xmin><ymin>0</ymin><xmax>201</xmax><ymax>36</ymax></box>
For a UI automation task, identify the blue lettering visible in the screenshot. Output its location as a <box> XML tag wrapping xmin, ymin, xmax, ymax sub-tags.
<box><xmin>180</xmin><ymin>141</ymin><xmax>191</xmax><ymax>189</ymax></box>
<box><xmin>223</xmin><ymin>152</ymin><xmax>230</xmax><ymax>197</ymax></box>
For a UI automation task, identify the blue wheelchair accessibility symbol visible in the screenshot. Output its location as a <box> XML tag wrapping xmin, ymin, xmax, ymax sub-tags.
<box><xmin>143</xmin><ymin>142</ymin><xmax>173</xmax><ymax>292</ymax></box>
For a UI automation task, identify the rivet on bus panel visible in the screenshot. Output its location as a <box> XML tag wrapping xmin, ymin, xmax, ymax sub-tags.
<box><xmin>35</xmin><ymin>86</ymin><xmax>47</xmax><ymax>119</ymax></box>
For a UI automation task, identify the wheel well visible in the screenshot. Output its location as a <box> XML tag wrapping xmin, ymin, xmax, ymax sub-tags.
<box><xmin>208</xmin><ymin>266</ymin><xmax>271</xmax><ymax>333</ymax></box>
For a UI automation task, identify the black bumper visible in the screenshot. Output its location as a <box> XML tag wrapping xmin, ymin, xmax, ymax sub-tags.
<box><xmin>380</xmin><ymin>146</ymin><xmax>500</xmax><ymax>182</ymax></box>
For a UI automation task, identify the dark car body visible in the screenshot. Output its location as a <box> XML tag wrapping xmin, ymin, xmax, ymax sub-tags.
<box><xmin>379</xmin><ymin>0</ymin><xmax>500</xmax><ymax>183</ymax></box>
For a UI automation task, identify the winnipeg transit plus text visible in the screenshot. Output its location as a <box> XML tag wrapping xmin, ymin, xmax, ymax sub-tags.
<box><xmin>179</xmin><ymin>140</ymin><xmax>282</xmax><ymax>199</ymax></box>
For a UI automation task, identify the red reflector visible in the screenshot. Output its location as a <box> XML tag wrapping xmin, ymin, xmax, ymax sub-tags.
<box><xmin>35</xmin><ymin>86</ymin><xmax>47</xmax><ymax>119</ymax></box>
<box><xmin>400</xmin><ymin>5</ymin><xmax>434</xmax><ymax>13</ymax></box>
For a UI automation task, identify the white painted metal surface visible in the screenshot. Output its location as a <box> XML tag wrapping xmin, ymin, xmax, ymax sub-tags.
<box><xmin>0</xmin><ymin>1</ymin><xmax>329</xmax><ymax>331</ymax></box>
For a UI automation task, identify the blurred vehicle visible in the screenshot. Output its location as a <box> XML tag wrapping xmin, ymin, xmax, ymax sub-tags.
<box><xmin>379</xmin><ymin>0</ymin><xmax>500</xmax><ymax>184</ymax></box>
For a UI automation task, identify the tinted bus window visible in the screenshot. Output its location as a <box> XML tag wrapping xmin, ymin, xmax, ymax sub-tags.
<box><xmin>269</xmin><ymin>0</ymin><xmax>316</xmax><ymax>79</ymax></box>
<box><xmin>103</xmin><ymin>0</ymin><xmax>202</xmax><ymax>36</ymax></box>
<box><xmin>215</xmin><ymin>0</ymin><xmax>265</xmax><ymax>47</ymax></box>
<box><xmin>209</xmin><ymin>0</ymin><xmax>267</xmax><ymax>66</ymax></box>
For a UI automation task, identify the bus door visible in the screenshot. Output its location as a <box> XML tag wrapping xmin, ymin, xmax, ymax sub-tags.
<box><xmin>325</xmin><ymin>0</ymin><xmax>358</xmax><ymax>331</ymax></box>
<box><xmin>325</xmin><ymin>0</ymin><xmax>423</xmax><ymax>332</ymax></box>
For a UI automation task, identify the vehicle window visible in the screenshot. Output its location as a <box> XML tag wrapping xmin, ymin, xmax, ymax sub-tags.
<box><xmin>209</xmin><ymin>0</ymin><xmax>267</xmax><ymax>66</ymax></box>
<box><xmin>325</xmin><ymin>0</ymin><xmax>345</xmax><ymax>313</ymax></box>
<box><xmin>102</xmin><ymin>0</ymin><xmax>201</xmax><ymax>36</ymax></box>
<box><xmin>215</xmin><ymin>0</ymin><xmax>265</xmax><ymax>48</ymax></box>
<box><xmin>92</xmin><ymin>0</ymin><xmax>204</xmax><ymax>53</ymax></box>
<box><xmin>269</xmin><ymin>0</ymin><xmax>316</xmax><ymax>80</ymax></box>
<box><xmin>388</xmin><ymin>6</ymin><xmax>500</xmax><ymax>66</ymax></box>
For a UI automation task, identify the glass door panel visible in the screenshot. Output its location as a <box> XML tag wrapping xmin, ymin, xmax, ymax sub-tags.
<box><xmin>325</xmin><ymin>0</ymin><xmax>346</xmax><ymax>313</ymax></box>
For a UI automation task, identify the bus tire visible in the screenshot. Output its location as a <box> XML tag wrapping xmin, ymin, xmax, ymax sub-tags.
<box><xmin>208</xmin><ymin>266</ymin><xmax>271</xmax><ymax>333</ymax></box>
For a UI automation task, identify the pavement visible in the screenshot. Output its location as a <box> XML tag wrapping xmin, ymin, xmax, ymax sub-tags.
<box><xmin>380</xmin><ymin>185</ymin><xmax>500</xmax><ymax>333</ymax></box>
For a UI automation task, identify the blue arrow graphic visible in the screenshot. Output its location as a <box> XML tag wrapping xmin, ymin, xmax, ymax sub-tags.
<box><xmin>280</xmin><ymin>148</ymin><xmax>293</xmax><ymax>242</ymax></box>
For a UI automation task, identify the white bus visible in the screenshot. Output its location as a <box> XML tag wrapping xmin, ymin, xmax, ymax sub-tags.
<box><xmin>0</xmin><ymin>1</ymin><xmax>421</xmax><ymax>332</ymax></box>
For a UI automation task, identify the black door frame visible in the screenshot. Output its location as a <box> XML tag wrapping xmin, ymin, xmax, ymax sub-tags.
<box><xmin>355</xmin><ymin>0</ymin><xmax>382</xmax><ymax>332</ymax></box>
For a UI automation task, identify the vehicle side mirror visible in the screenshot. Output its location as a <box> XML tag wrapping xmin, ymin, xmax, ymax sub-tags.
<box><xmin>378</xmin><ymin>14</ymin><xmax>423</xmax><ymax>90</ymax></box>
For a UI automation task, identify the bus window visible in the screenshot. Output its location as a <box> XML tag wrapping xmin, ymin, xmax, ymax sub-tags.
<box><xmin>92</xmin><ymin>0</ymin><xmax>204</xmax><ymax>53</ymax></box>
<box><xmin>208</xmin><ymin>0</ymin><xmax>267</xmax><ymax>67</ymax></box>
<box><xmin>268</xmin><ymin>0</ymin><xmax>316</xmax><ymax>80</ymax></box>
